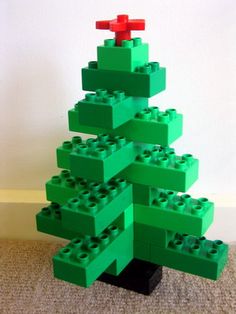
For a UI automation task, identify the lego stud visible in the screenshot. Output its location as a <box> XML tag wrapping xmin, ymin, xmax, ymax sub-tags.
<box><xmin>96</xmin><ymin>14</ymin><xmax>145</xmax><ymax>46</ymax></box>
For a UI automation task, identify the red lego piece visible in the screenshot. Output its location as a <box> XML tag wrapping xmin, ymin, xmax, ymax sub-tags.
<box><xmin>96</xmin><ymin>14</ymin><xmax>145</xmax><ymax>46</ymax></box>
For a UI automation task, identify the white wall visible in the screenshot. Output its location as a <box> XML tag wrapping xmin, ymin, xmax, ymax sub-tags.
<box><xmin>1</xmin><ymin>2</ymin><xmax>236</xmax><ymax>197</ymax></box>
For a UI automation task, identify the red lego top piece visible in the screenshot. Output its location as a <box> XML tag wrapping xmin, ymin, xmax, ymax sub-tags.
<box><xmin>96</xmin><ymin>14</ymin><xmax>145</xmax><ymax>46</ymax></box>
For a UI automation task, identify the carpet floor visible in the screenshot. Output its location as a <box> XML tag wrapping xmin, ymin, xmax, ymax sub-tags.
<box><xmin>0</xmin><ymin>240</ymin><xmax>235</xmax><ymax>314</ymax></box>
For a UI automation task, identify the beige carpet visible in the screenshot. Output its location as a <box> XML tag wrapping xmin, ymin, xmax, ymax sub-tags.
<box><xmin>0</xmin><ymin>240</ymin><xmax>235</xmax><ymax>314</ymax></box>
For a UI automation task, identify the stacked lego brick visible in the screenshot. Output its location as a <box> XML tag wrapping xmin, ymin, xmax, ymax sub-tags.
<box><xmin>36</xmin><ymin>35</ymin><xmax>228</xmax><ymax>290</ymax></box>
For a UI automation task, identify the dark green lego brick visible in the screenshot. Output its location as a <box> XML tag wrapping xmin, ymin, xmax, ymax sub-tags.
<box><xmin>119</xmin><ymin>146</ymin><xmax>199</xmax><ymax>192</ymax></box>
<box><xmin>69</xmin><ymin>106</ymin><xmax>183</xmax><ymax>146</ymax></box>
<box><xmin>53</xmin><ymin>224</ymin><xmax>133</xmax><ymax>287</ymax></box>
<box><xmin>150</xmin><ymin>233</ymin><xmax>229</xmax><ymax>280</ymax></box>
<box><xmin>56</xmin><ymin>136</ymin><xmax>82</xmax><ymax>169</ymax></box>
<box><xmin>77</xmin><ymin>89</ymin><xmax>148</xmax><ymax>129</ymax></box>
<box><xmin>69</xmin><ymin>134</ymin><xmax>137</xmax><ymax>182</ymax></box>
<box><xmin>82</xmin><ymin>61</ymin><xmax>166</xmax><ymax>98</ymax></box>
<box><xmin>46</xmin><ymin>170</ymin><xmax>89</xmax><ymax>205</ymax></box>
<box><xmin>97</xmin><ymin>38</ymin><xmax>149</xmax><ymax>72</ymax></box>
<box><xmin>133</xmin><ymin>184</ymin><xmax>159</xmax><ymax>205</ymax></box>
<box><xmin>134</xmin><ymin>222</ymin><xmax>175</xmax><ymax>247</ymax></box>
<box><xmin>134</xmin><ymin>191</ymin><xmax>214</xmax><ymax>236</ymax></box>
<box><xmin>36</xmin><ymin>202</ymin><xmax>79</xmax><ymax>240</ymax></box>
<box><xmin>61</xmin><ymin>178</ymin><xmax>132</xmax><ymax>237</ymax></box>
<box><xmin>134</xmin><ymin>240</ymin><xmax>151</xmax><ymax>261</ymax></box>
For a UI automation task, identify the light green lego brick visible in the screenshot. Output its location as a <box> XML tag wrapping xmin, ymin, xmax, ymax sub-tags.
<box><xmin>97</xmin><ymin>38</ymin><xmax>149</xmax><ymax>72</ymax></box>
<box><xmin>115</xmin><ymin>204</ymin><xmax>134</xmax><ymax>229</ymax></box>
<box><xmin>134</xmin><ymin>222</ymin><xmax>175</xmax><ymax>247</ymax></box>
<box><xmin>134</xmin><ymin>191</ymin><xmax>214</xmax><ymax>236</ymax></box>
<box><xmin>82</xmin><ymin>61</ymin><xmax>166</xmax><ymax>98</ymax></box>
<box><xmin>36</xmin><ymin>202</ymin><xmax>79</xmax><ymax>240</ymax></box>
<box><xmin>77</xmin><ymin>89</ymin><xmax>148</xmax><ymax>129</ymax></box>
<box><xmin>150</xmin><ymin>234</ymin><xmax>229</xmax><ymax>280</ymax></box>
<box><xmin>119</xmin><ymin>146</ymin><xmax>199</xmax><ymax>192</ymax></box>
<box><xmin>134</xmin><ymin>240</ymin><xmax>151</xmax><ymax>261</ymax></box>
<box><xmin>69</xmin><ymin>134</ymin><xmax>137</xmax><ymax>182</ymax></box>
<box><xmin>53</xmin><ymin>224</ymin><xmax>133</xmax><ymax>287</ymax></box>
<box><xmin>69</xmin><ymin>106</ymin><xmax>183</xmax><ymax>146</ymax></box>
<box><xmin>61</xmin><ymin>178</ymin><xmax>132</xmax><ymax>237</ymax></box>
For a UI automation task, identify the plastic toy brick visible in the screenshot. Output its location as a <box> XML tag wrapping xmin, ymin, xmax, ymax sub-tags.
<box><xmin>46</xmin><ymin>170</ymin><xmax>89</xmax><ymax>205</ymax></box>
<box><xmin>53</xmin><ymin>224</ymin><xmax>133</xmax><ymax>287</ymax></box>
<box><xmin>119</xmin><ymin>146</ymin><xmax>199</xmax><ymax>192</ymax></box>
<box><xmin>77</xmin><ymin>89</ymin><xmax>148</xmax><ymax>129</ymax></box>
<box><xmin>56</xmin><ymin>136</ymin><xmax>82</xmax><ymax>169</ymax></box>
<box><xmin>150</xmin><ymin>233</ymin><xmax>228</xmax><ymax>280</ymax></box>
<box><xmin>133</xmin><ymin>184</ymin><xmax>160</xmax><ymax>206</ymax></box>
<box><xmin>96</xmin><ymin>14</ymin><xmax>145</xmax><ymax>46</ymax></box>
<box><xmin>134</xmin><ymin>191</ymin><xmax>214</xmax><ymax>236</ymax></box>
<box><xmin>134</xmin><ymin>222</ymin><xmax>175</xmax><ymax>247</ymax></box>
<box><xmin>105</xmin><ymin>223</ymin><xmax>133</xmax><ymax>276</ymax></box>
<box><xmin>60</xmin><ymin>178</ymin><xmax>132</xmax><ymax>236</ymax></box>
<box><xmin>36</xmin><ymin>202</ymin><xmax>79</xmax><ymax>240</ymax></box>
<box><xmin>69</xmin><ymin>106</ymin><xmax>183</xmax><ymax>146</ymax></box>
<box><xmin>134</xmin><ymin>240</ymin><xmax>151</xmax><ymax>261</ymax></box>
<box><xmin>97</xmin><ymin>38</ymin><xmax>148</xmax><ymax>72</ymax></box>
<box><xmin>82</xmin><ymin>61</ymin><xmax>166</xmax><ymax>97</ymax></box>
<box><xmin>98</xmin><ymin>259</ymin><xmax>163</xmax><ymax>295</ymax></box>
<box><xmin>69</xmin><ymin>134</ymin><xmax>136</xmax><ymax>182</ymax></box>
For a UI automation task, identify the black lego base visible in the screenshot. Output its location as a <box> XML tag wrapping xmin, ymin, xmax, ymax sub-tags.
<box><xmin>98</xmin><ymin>258</ymin><xmax>163</xmax><ymax>295</ymax></box>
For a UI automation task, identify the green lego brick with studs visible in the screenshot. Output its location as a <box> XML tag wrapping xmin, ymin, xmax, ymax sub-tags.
<box><xmin>150</xmin><ymin>233</ymin><xmax>228</xmax><ymax>280</ymax></box>
<box><xmin>77</xmin><ymin>89</ymin><xmax>148</xmax><ymax>129</ymax></box>
<box><xmin>36</xmin><ymin>201</ymin><xmax>133</xmax><ymax>240</ymax></box>
<box><xmin>134</xmin><ymin>222</ymin><xmax>176</xmax><ymax>247</ymax></box>
<box><xmin>119</xmin><ymin>145</ymin><xmax>199</xmax><ymax>192</ymax></box>
<box><xmin>134</xmin><ymin>190</ymin><xmax>214</xmax><ymax>236</ymax></box>
<box><xmin>60</xmin><ymin>178</ymin><xmax>132</xmax><ymax>237</ymax></box>
<box><xmin>36</xmin><ymin>202</ymin><xmax>79</xmax><ymax>240</ymax></box>
<box><xmin>57</xmin><ymin>136</ymin><xmax>82</xmax><ymax>169</ymax></box>
<box><xmin>69</xmin><ymin>106</ymin><xmax>183</xmax><ymax>146</ymax></box>
<box><xmin>97</xmin><ymin>38</ymin><xmax>149</xmax><ymax>72</ymax></box>
<box><xmin>82</xmin><ymin>61</ymin><xmax>166</xmax><ymax>97</ymax></box>
<box><xmin>53</xmin><ymin>223</ymin><xmax>133</xmax><ymax>287</ymax></box>
<box><xmin>46</xmin><ymin>170</ymin><xmax>89</xmax><ymax>205</ymax></box>
<box><xmin>69</xmin><ymin>134</ymin><xmax>137</xmax><ymax>182</ymax></box>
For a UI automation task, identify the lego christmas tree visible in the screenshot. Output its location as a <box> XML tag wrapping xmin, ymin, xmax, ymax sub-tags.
<box><xmin>36</xmin><ymin>14</ymin><xmax>228</xmax><ymax>295</ymax></box>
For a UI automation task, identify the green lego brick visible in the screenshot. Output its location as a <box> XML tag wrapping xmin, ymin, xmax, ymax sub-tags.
<box><xmin>61</xmin><ymin>178</ymin><xmax>132</xmax><ymax>237</ymax></box>
<box><xmin>77</xmin><ymin>89</ymin><xmax>148</xmax><ymax>129</ymax></box>
<box><xmin>150</xmin><ymin>233</ymin><xmax>228</xmax><ymax>280</ymax></box>
<box><xmin>82</xmin><ymin>61</ymin><xmax>166</xmax><ymax>97</ymax></box>
<box><xmin>69</xmin><ymin>106</ymin><xmax>183</xmax><ymax>146</ymax></box>
<box><xmin>97</xmin><ymin>38</ymin><xmax>149</xmax><ymax>72</ymax></box>
<box><xmin>56</xmin><ymin>136</ymin><xmax>82</xmax><ymax>169</ymax></box>
<box><xmin>134</xmin><ymin>191</ymin><xmax>214</xmax><ymax>236</ymax></box>
<box><xmin>36</xmin><ymin>202</ymin><xmax>79</xmax><ymax>240</ymax></box>
<box><xmin>133</xmin><ymin>183</ymin><xmax>159</xmax><ymax>205</ymax></box>
<box><xmin>134</xmin><ymin>222</ymin><xmax>175</xmax><ymax>247</ymax></box>
<box><xmin>36</xmin><ymin>200</ymin><xmax>132</xmax><ymax>240</ymax></box>
<box><xmin>105</xmin><ymin>223</ymin><xmax>134</xmax><ymax>276</ymax></box>
<box><xmin>119</xmin><ymin>146</ymin><xmax>199</xmax><ymax>192</ymax></box>
<box><xmin>46</xmin><ymin>170</ymin><xmax>89</xmax><ymax>205</ymax></box>
<box><xmin>69</xmin><ymin>134</ymin><xmax>137</xmax><ymax>182</ymax></box>
<box><xmin>134</xmin><ymin>240</ymin><xmax>151</xmax><ymax>261</ymax></box>
<box><xmin>53</xmin><ymin>224</ymin><xmax>133</xmax><ymax>287</ymax></box>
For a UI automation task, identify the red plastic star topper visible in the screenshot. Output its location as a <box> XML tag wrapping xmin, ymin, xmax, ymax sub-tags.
<box><xmin>96</xmin><ymin>14</ymin><xmax>145</xmax><ymax>46</ymax></box>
